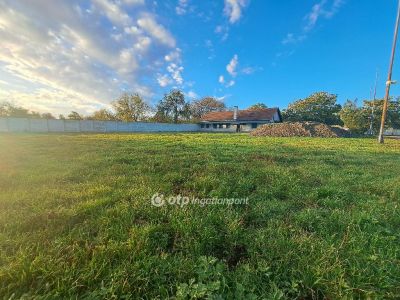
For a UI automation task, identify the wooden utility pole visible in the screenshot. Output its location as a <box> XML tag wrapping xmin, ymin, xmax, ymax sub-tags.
<box><xmin>378</xmin><ymin>0</ymin><xmax>400</xmax><ymax>143</ymax></box>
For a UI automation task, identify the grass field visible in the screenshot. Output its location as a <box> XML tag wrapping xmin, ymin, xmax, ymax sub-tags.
<box><xmin>0</xmin><ymin>133</ymin><xmax>399</xmax><ymax>299</ymax></box>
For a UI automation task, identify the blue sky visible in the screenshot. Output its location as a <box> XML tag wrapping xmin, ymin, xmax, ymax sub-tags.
<box><xmin>0</xmin><ymin>0</ymin><xmax>399</xmax><ymax>115</ymax></box>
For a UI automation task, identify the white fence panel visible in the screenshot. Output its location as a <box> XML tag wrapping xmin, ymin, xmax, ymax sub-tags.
<box><xmin>117</xmin><ymin>122</ymin><xmax>130</xmax><ymax>132</ymax></box>
<box><xmin>105</xmin><ymin>121</ymin><xmax>118</xmax><ymax>132</ymax></box>
<box><xmin>64</xmin><ymin>120</ymin><xmax>80</xmax><ymax>132</ymax></box>
<box><xmin>48</xmin><ymin>120</ymin><xmax>64</xmax><ymax>132</ymax></box>
<box><xmin>29</xmin><ymin>119</ymin><xmax>48</xmax><ymax>132</ymax></box>
<box><xmin>79</xmin><ymin>120</ymin><xmax>94</xmax><ymax>132</ymax></box>
<box><xmin>8</xmin><ymin>118</ymin><xmax>29</xmax><ymax>132</ymax></box>
<box><xmin>94</xmin><ymin>121</ymin><xmax>108</xmax><ymax>132</ymax></box>
<box><xmin>0</xmin><ymin>117</ymin><xmax>201</xmax><ymax>133</ymax></box>
<box><xmin>0</xmin><ymin>118</ymin><xmax>8</xmax><ymax>132</ymax></box>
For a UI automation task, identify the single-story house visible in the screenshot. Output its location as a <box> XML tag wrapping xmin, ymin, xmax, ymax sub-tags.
<box><xmin>200</xmin><ymin>106</ymin><xmax>282</xmax><ymax>132</ymax></box>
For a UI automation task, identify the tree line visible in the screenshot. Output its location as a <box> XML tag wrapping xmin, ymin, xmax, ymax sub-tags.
<box><xmin>1</xmin><ymin>90</ymin><xmax>399</xmax><ymax>133</ymax></box>
<box><xmin>0</xmin><ymin>90</ymin><xmax>265</xmax><ymax>124</ymax></box>
<box><xmin>282</xmin><ymin>92</ymin><xmax>400</xmax><ymax>133</ymax></box>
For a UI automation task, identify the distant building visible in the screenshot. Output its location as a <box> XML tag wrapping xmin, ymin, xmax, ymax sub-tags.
<box><xmin>200</xmin><ymin>106</ymin><xmax>282</xmax><ymax>132</ymax></box>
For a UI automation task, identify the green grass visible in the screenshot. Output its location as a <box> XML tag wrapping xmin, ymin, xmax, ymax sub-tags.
<box><xmin>0</xmin><ymin>133</ymin><xmax>399</xmax><ymax>299</ymax></box>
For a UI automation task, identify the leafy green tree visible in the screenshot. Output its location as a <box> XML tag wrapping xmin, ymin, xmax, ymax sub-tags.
<box><xmin>181</xmin><ymin>102</ymin><xmax>193</xmax><ymax>122</ymax></box>
<box><xmin>112</xmin><ymin>93</ymin><xmax>150</xmax><ymax>122</ymax></box>
<box><xmin>363</xmin><ymin>98</ymin><xmax>400</xmax><ymax>131</ymax></box>
<box><xmin>68</xmin><ymin>111</ymin><xmax>83</xmax><ymax>120</ymax></box>
<box><xmin>156</xmin><ymin>90</ymin><xmax>186</xmax><ymax>123</ymax></box>
<box><xmin>247</xmin><ymin>103</ymin><xmax>268</xmax><ymax>110</ymax></box>
<box><xmin>339</xmin><ymin>98</ymin><xmax>400</xmax><ymax>134</ymax></box>
<box><xmin>283</xmin><ymin>92</ymin><xmax>342</xmax><ymax>125</ymax></box>
<box><xmin>339</xmin><ymin>100</ymin><xmax>369</xmax><ymax>133</ymax></box>
<box><xmin>58</xmin><ymin>114</ymin><xmax>66</xmax><ymax>120</ymax></box>
<box><xmin>190</xmin><ymin>97</ymin><xmax>226</xmax><ymax>119</ymax></box>
<box><xmin>88</xmin><ymin>109</ymin><xmax>116</xmax><ymax>121</ymax></box>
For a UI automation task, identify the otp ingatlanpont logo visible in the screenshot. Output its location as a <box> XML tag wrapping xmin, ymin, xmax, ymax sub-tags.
<box><xmin>150</xmin><ymin>193</ymin><xmax>165</xmax><ymax>207</ymax></box>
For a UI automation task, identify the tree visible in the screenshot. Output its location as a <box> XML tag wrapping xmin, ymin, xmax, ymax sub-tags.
<box><xmin>30</xmin><ymin>111</ymin><xmax>41</xmax><ymax>118</ymax></box>
<box><xmin>41</xmin><ymin>113</ymin><xmax>56</xmax><ymax>119</ymax></box>
<box><xmin>247</xmin><ymin>103</ymin><xmax>268</xmax><ymax>110</ymax></box>
<box><xmin>156</xmin><ymin>90</ymin><xmax>186</xmax><ymax>123</ymax></box>
<box><xmin>339</xmin><ymin>100</ymin><xmax>369</xmax><ymax>133</ymax></box>
<box><xmin>363</xmin><ymin>98</ymin><xmax>400</xmax><ymax>131</ymax></box>
<box><xmin>59</xmin><ymin>114</ymin><xmax>66</xmax><ymax>120</ymax></box>
<box><xmin>0</xmin><ymin>102</ymin><xmax>31</xmax><ymax>117</ymax></box>
<box><xmin>190</xmin><ymin>97</ymin><xmax>226</xmax><ymax>119</ymax></box>
<box><xmin>68</xmin><ymin>111</ymin><xmax>83</xmax><ymax>120</ymax></box>
<box><xmin>340</xmin><ymin>98</ymin><xmax>400</xmax><ymax>134</ymax></box>
<box><xmin>282</xmin><ymin>92</ymin><xmax>342</xmax><ymax>125</ymax></box>
<box><xmin>112</xmin><ymin>93</ymin><xmax>150</xmax><ymax>122</ymax></box>
<box><xmin>89</xmin><ymin>109</ymin><xmax>116</xmax><ymax>121</ymax></box>
<box><xmin>0</xmin><ymin>102</ymin><xmax>8</xmax><ymax>117</ymax></box>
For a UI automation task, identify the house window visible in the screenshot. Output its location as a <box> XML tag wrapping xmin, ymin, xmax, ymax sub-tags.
<box><xmin>251</xmin><ymin>123</ymin><xmax>258</xmax><ymax>129</ymax></box>
<box><xmin>219</xmin><ymin>124</ymin><xmax>223</xmax><ymax>128</ymax></box>
<box><xmin>206</xmin><ymin>124</ymin><xmax>210</xmax><ymax>128</ymax></box>
<box><xmin>201</xmin><ymin>124</ymin><xmax>205</xmax><ymax>128</ymax></box>
<box><xmin>213</xmin><ymin>124</ymin><xmax>218</xmax><ymax>129</ymax></box>
<box><xmin>226</xmin><ymin>124</ymin><xmax>231</xmax><ymax>128</ymax></box>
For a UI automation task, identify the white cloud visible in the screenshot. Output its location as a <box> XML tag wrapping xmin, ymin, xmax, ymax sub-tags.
<box><xmin>281</xmin><ymin>33</ymin><xmax>306</xmax><ymax>45</ymax></box>
<box><xmin>304</xmin><ymin>0</ymin><xmax>345</xmax><ymax>32</ymax></box>
<box><xmin>218</xmin><ymin>75</ymin><xmax>225</xmax><ymax>84</ymax></box>
<box><xmin>165</xmin><ymin>48</ymin><xmax>182</xmax><ymax>62</ymax></box>
<box><xmin>122</xmin><ymin>0</ymin><xmax>145</xmax><ymax>6</ymax></box>
<box><xmin>0</xmin><ymin>0</ymin><xmax>178</xmax><ymax>115</ymax></box>
<box><xmin>212</xmin><ymin>95</ymin><xmax>229</xmax><ymax>102</ymax></box>
<box><xmin>134</xmin><ymin>36</ymin><xmax>152</xmax><ymax>53</ymax></box>
<box><xmin>124</xmin><ymin>26</ymin><xmax>141</xmax><ymax>35</ymax></box>
<box><xmin>215</xmin><ymin>25</ymin><xmax>229</xmax><ymax>41</ymax></box>
<box><xmin>282</xmin><ymin>0</ymin><xmax>345</xmax><ymax>47</ymax></box>
<box><xmin>187</xmin><ymin>90</ymin><xmax>198</xmax><ymax>99</ymax></box>
<box><xmin>226</xmin><ymin>80</ymin><xmax>235</xmax><ymax>87</ymax></box>
<box><xmin>223</xmin><ymin>0</ymin><xmax>248</xmax><ymax>24</ymax></box>
<box><xmin>226</xmin><ymin>54</ymin><xmax>239</xmax><ymax>77</ymax></box>
<box><xmin>167</xmin><ymin>63</ymin><xmax>184</xmax><ymax>85</ymax></box>
<box><xmin>156</xmin><ymin>48</ymin><xmax>184</xmax><ymax>87</ymax></box>
<box><xmin>241</xmin><ymin>66</ymin><xmax>261</xmax><ymax>75</ymax></box>
<box><xmin>157</xmin><ymin>74</ymin><xmax>172</xmax><ymax>87</ymax></box>
<box><xmin>92</xmin><ymin>0</ymin><xmax>132</xmax><ymax>27</ymax></box>
<box><xmin>118</xmin><ymin>48</ymin><xmax>138</xmax><ymax>74</ymax></box>
<box><xmin>137</xmin><ymin>14</ymin><xmax>176</xmax><ymax>47</ymax></box>
<box><xmin>282</xmin><ymin>33</ymin><xmax>296</xmax><ymax>44</ymax></box>
<box><xmin>176</xmin><ymin>0</ymin><xmax>189</xmax><ymax>15</ymax></box>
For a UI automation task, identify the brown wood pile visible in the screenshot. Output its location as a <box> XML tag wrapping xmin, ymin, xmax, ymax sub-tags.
<box><xmin>250</xmin><ymin>122</ymin><xmax>351</xmax><ymax>138</ymax></box>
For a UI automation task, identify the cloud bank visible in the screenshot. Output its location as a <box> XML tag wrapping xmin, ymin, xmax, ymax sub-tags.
<box><xmin>0</xmin><ymin>0</ymin><xmax>181</xmax><ymax>114</ymax></box>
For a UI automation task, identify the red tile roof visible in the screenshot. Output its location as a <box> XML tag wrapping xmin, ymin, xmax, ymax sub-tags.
<box><xmin>201</xmin><ymin>108</ymin><xmax>281</xmax><ymax>122</ymax></box>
